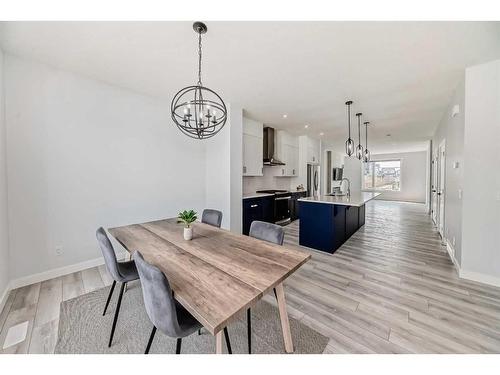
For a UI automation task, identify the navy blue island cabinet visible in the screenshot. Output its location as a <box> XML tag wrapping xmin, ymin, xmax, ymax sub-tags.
<box><xmin>298</xmin><ymin>193</ymin><xmax>379</xmax><ymax>253</ymax></box>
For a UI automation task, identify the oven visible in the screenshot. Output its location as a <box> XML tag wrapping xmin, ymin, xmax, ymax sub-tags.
<box><xmin>256</xmin><ymin>189</ymin><xmax>292</xmax><ymax>226</ymax></box>
<box><xmin>274</xmin><ymin>193</ymin><xmax>292</xmax><ymax>225</ymax></box>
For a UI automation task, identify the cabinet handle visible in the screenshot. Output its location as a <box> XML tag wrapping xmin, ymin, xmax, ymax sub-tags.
<box><xmin>313</xmin><ymin>156</ymin><xmax>315</xmax><ymax>162</ymax></box>
<box><xmin>282</xmin><ymin>169</ymin><xmax>284</xmax><ymax>175</ymax></box>
<box><xmin>293</xmin><ymin>169</ymin><xmax>295</xmax><ymax>175</ymax></box>
<box><xmin>250</xmin><ymin>204</ymin><xmax>259</xmax><ymax>208</ymax></box>
<box><xmin>243</xmin><ymin>166</ymin><xmax>247</xmax><ymax>173</ymax></box>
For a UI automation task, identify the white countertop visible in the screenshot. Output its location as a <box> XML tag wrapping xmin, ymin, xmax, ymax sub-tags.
<box><xmin>298</xmin><ymin>192</ymin><xmax>382</xmax><ymax>207</ymax></box>
<box><xmin>242</xmin><ymin>192</ymin><xmax>274</xmax><ymax>199</ymax></box>
<box><xmin>243</xmin><ymin>190</ymin><xmax>307</xmax><ymax>200</ymax></box>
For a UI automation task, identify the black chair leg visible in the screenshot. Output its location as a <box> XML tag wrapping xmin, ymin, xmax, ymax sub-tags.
<box><xmin>145</xmin><ymin>326</ymin><xmax>157</xmax><ymax>354</ymax></box>
<box><xmin>223</xmin><ymin>327</ymin><xmax>232</xmax><ymax>354</ymax></box>
<box><xmin>108</xmin><ymin>282</ymin><xmax>126</xmax><ymax>347</ymax></box>
<box><xmin>247</xmin><ymin>308</ymin><xmax>252</xmax><ymax>354</ymax></box>
<box><xmin>273</xmin><ymin>287</ymin><xmax>277</xmax><ymax>299</ymax></box>
<box><xmin>102</xmin><ymin>280</ymin><xmax>116</xmax><ymax>316</ymax></box>
<box><xmin>176</xmin><ymin>338</ymin><xmax>182</xmax><ymax>354</ymax></box>
<box><xmin>198</xmin><ymin>328</ymin><xmax>202</xmax><ymax>335</ymax></box>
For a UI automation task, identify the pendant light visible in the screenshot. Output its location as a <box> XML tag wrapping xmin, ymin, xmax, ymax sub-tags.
<box><xmin>345</xmin><ymin>101</ymin><xmax>354</xmax><ymax>156</ymax></box>
<box><xmin>171</xmin><ymin>22</ymin><xmax>227</xmax><ymax>139</ymax></box>
<box><xmin>363</xmin><ymin>121</ymin><xmax>371</xmax><ymax>162</ymax></box>
<box><xmin>355</xmin><ymin>112</ymin><xmax>364</xmax><ymax>160</ymax></box>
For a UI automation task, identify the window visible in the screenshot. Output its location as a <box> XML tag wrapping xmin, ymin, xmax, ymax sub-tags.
<box><xmin>363</xmin><ymin>160</ymin><xmax>401</xmax><ymax>191</ymax></box>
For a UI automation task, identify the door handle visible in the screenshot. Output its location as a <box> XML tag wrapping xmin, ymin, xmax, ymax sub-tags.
<box><xmin>250</xmin><ymin>204</ymin><xmax>259</xmax><ymax>208</ymax></box>
<box><xmin>275</xmin><ymin>196</ymin><xmax>291</xmax><ymax>201</ymax></box>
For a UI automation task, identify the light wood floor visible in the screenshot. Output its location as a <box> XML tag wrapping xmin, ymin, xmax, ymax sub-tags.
<box><xmin>1</xmin><ymin>200</ymin><xmax>500</xmax><ymax>353</ymax></box>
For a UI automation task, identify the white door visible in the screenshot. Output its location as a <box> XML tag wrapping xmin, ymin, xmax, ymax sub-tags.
<box><xmin>431</xmin><ymin>154</ymin><xmax>438</xmax><ymax>225</ymax></box>
<box><xmin>437</xmin><ymin>141</ymin><xmax>446</xmax><ymax>239</ymax></box>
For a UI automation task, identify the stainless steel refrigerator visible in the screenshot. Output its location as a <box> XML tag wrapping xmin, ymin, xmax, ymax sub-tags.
<box><xmin>306</xmin><ymin>164</ymin><xmax>320</xmax><ymax>197</ymax></box>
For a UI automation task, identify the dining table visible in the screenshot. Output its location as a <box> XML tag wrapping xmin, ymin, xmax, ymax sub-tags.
<box><xmin>108</xmin><ymin>218</ymin><xmax>311</xmax><ymax>354</ymax></box>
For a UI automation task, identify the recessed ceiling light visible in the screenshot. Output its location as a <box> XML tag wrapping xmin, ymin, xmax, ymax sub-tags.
<box><xmin>319</xmin><ymin>132</ymin><xmax>324</xmax><ymax>136</ymax></box>
<box><xmin>304</xmin><ymin>124</ymin><xmax>309</xmax><ymax>129</ymax></box>
<box><xmin>282</xmin><ymin>114</ymin><xmax>288</xmax><ymax>118</ymax></box>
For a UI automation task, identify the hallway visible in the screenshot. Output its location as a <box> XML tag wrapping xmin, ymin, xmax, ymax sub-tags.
<box><xmin>281</xmin><ymin>200</ymin><xmax>500</xmax><ymax>353</ymax></box>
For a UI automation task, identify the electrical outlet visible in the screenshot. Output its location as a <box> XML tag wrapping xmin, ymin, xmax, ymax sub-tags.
<box><xmin>458</xmin><ymin>189</ymin><xmax>462</xmax><ymax>199</ymax></box>
<box><xmin>55</xmin><ymin>246</ymin><xmax>63</xmax><ymax>256</ymax></box>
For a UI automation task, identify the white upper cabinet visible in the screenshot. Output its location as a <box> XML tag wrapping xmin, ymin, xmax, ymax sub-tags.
<box><xmin>306</xmin><ymin>137</ymin><xmax>320</xmax><ymax>164</ymax></box>
<box><xmin>242</xmin><ymin>117</ymin><xmax>263</xmax><ymax>176</ymax></box>
<box><xmin>275</xmin><ymin>130</ymin><xmax>299</xmax><ymax>177</ymax></box>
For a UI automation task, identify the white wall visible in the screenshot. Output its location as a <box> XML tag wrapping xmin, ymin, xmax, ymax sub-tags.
<box><xmin>369</xmin><ymin>151</ymin><xmax>428</xmax><ymax>203</ymax></box>
<box><xmin>461</xmin><ymin>59</ymin><xmax>500</xmax><ymax>282</ymax></box>
<box><xmin>432</xmin><ymin>78</ymin><xmax>466</xmax><ymax>264</ymax></box>
<box><xmin>0</xmin><ymin>48</ymin><xmax>10</xmax><ymax>305</ymax></box>
<box><xmin>205</xmin><ymin>104</ymin><xmax>243</xmax><ymax>232</ymax></box>
<box><xmin>4</xmin><ymin>55</ymin><xmax>207</xmax><ymax>280</ymax></box>
<box><xmin>229</xmin><ymin>105</ymin><xmax>243</xmax><ymax>233</ymax></box>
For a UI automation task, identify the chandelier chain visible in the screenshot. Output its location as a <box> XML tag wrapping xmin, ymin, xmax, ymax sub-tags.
<box><xmin>197</xmin><ymin>31</ymin><xmax>203</xmax><ymax>85</ymax></box>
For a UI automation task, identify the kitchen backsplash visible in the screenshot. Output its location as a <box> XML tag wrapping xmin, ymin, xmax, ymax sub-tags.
<box><xmin>243</xmin><ymin>166</ymin><xmax>296</xmax><ymax>194</ymax></box>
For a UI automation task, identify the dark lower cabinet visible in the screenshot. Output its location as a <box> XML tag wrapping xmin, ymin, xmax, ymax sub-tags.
<box><xmin>332</xmin><ymin>205</ymin><xmax>347</xmax><ymax>250</ymax></box>
<box><xmin>299</xmin><ymin>201</ymin><xmax>366</xmax><ymax>254</ymax></box>
<box><xmin>290</xmin><ymin>191</ymin><xmax>307</xmax><ymax>221</ymax></box>
<box><xmin>242</xmin><ymin>196</ymin><xmax>274</xmax><ymax>235</ymax></box>
<box><xmin>345</xmin><ymin>205</ymin><xmax>359</xmax><ymax>240</ymax></box>
<box><xmin>358</xmin><ymin>204</ymin><xmax>365</xmax><ymax>227</ymax></box>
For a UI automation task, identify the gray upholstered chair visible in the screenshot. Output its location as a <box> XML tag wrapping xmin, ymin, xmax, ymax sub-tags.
<box><xmin>247</xmin><ymin>220</ymin><xmax>285</xmax><ymax>354</ymax></box>
<box><xmin>201</xmin><ymin>209</ymin><xmax>223</xmax><ymax>228</ymax></box>
<box><xmin>96</xmin><ymin>227</ymin><xmax>139</xmax><ymax>347</ymax></box>
<box><xmin>249</xmin><ymin>221</ymin><xmax>285</xmax><ymax>246</ymax></box>
<box><xmin>134</xmin><ymin>251</ymin><xmax>232</xmax><ymax>354</ymax></box>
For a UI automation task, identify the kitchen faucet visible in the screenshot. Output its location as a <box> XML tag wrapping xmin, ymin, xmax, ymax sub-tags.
<box><xmin>341</xmin><ymin>178</ymin><xmax>351</xmax><ymax>197</ymax></box>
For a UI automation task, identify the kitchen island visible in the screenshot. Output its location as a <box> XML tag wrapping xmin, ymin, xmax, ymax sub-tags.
<box><xmin>298</xmin><ymin>192</ymin><xmax>381</xmax><ymax>253</ymax></box>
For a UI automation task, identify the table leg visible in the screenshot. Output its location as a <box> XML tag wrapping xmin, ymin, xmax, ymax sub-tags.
<box><xmin>215</xmin><ymin>331</ymin><xmax>223</xmax><ymax>354</ymax></box>
<box><xmin>275</xmin><ymin>282</ymin><xmax>294</xmax><ymax>353</ymax></box>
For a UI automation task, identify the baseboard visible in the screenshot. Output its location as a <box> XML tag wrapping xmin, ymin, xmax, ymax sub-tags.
<box><xmin>446</xmin><ymin>240</ymin><xmax>460</xmax><ymax>272</ymax></box>
<box><xmin>9</xmin><ymin>251</ymin><xmax>127</xmax><ymax>290</ymax></box>
<box><xmin>459</xmin><ymin>269</ymin><xmax>500</xmax><ymax>288</ymax></box>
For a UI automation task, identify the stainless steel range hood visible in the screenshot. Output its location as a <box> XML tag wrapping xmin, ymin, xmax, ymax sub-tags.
<box><xmin>263</xmin><ymin>127</ymin><xmax>285</xmax><ymax>166</ymax></box>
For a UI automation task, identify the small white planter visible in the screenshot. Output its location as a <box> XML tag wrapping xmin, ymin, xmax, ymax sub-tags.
<box><xmin>183</xmin><ymin>227</ymin><xmax>193</xmax><ymax>240</ymax></box>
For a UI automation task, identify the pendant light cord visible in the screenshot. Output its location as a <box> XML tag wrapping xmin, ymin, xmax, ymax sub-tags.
<box><xmin>365</xmin><ymin>123</ymin><xmax>368</xmax><ymax>148</ymax></box>
<box><xmin>347</xmin><ymin>104</ymin><xmax>351</xmax><ymax>138</ymax></box>
<box><xmin>197</xmin><ymin>31</ymin><xmax>203</xmax><ymax>86</ymax></box>
<box><xmin>358</xmin><ymin>116</ymin><xmax>361</xmax><ymax>144</ymax></box>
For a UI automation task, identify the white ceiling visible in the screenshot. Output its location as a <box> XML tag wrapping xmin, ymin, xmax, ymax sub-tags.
<box><xmin>1</xmin><ymin>21</ymin><xmax>499</xmax><ymax>154</ymax></box>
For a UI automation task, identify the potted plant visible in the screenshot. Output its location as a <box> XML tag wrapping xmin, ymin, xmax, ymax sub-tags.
<box><xmin>177</xmin><ymin>210</ymin><xmax>198</xmax><ymax>240</ymax></box>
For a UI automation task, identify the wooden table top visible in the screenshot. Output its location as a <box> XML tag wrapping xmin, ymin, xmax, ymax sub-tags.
<box><xmin>109</xmin><ymin>218</ymin><xmax>310</xmax><ymax>335</ymax></box>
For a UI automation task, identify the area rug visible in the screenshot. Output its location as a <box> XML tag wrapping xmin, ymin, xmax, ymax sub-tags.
<box><xmin>55</xmin><ymin>281</ymin><xmax>328</xmax><ymax>354</ymax></box>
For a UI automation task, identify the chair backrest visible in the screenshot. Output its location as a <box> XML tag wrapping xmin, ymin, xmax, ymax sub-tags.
<box><xmin>133</xmin><ymin>251</ymin><xmax>181</xmax><ymax>337</ymax></box>
<box><xmin>202</xmin><ymin>209</ymin><xmax>223</xmax><ymax>228</ymax></box>
<box><xmin>249</xmin><ymin>221</ymin><xmax>285</xmax><ymax>245</ymax></box>
<box><xmin>96</xmin><ymin>227</ymin><xmax>122</xmax><ymax>281</ymax></box>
